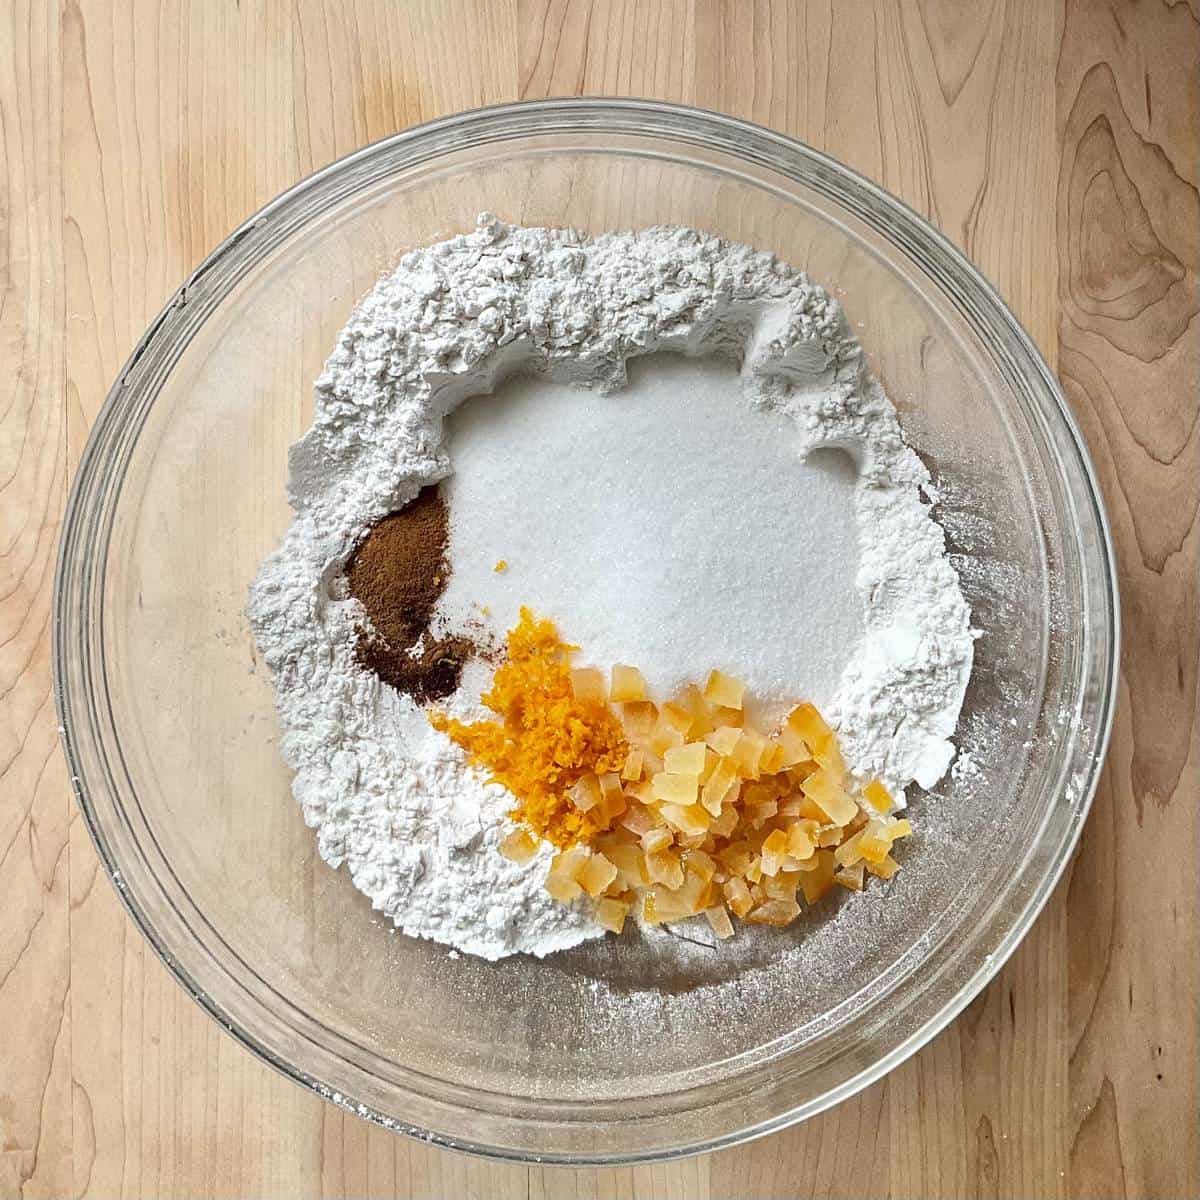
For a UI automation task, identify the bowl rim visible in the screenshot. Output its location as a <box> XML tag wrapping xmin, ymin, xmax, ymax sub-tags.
<box><xmin>53</xmin><ymin>96</ymin><xmax>1120</xmax><ymax>1165</ymax></box>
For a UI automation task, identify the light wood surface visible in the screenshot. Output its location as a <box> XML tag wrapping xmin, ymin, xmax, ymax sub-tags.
<box><xmin>2</xmin><ymin>1</ymin><xmax>1196</xmax><ymax>1196</ymax></box>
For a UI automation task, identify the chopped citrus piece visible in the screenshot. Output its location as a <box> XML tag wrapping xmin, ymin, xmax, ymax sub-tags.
<box><xmin>550</xmin><ymin>844</ymin><xmax>590</xmax><ymax>881</ymax></box>
<box><xmin>648</xmin><ymin>720</ymin><xmax>685</xmax><ymax>757</ymax></box>
<box><xmin>760</xmin><ymin>828</ymin><xmax>790</xmax><ymax>876</ymax></box>
<box><xmin>759</xmin><ymin>740</ymin><xmax>787</xmax><ymax>774</ymax></box>
<box><xmin>711</xmin><ymin>705</ymin><xmax>744</xmax><ymax>728</ymax></box>
<box><xmin>578</xmin><ymin>852</ymin><xmax>619</xmax><ymax>897</ymax></box>
<box><xmin>834</xmin><ymin>862</ymin><xmax>865</xmax><ymax>891</ymax></box>
<box><xmin>685</xmin><ymin>848</ymin><xmax>717</xmax><ymax>882</ymax></box>
<box><xmin>786</xmin><ymin>824</ymin><xmax>816</xmax><ymax>862</ymax></box>
<box><xmin>864</xmin><ymin>779</ymin><xmax>892</xmax><ymax>813</ymax></box>
<box><xmin>704</xmin><ymin>669</ymin><xmax>746</xmax><ymax>710</ymax></box>
<box><xmin>610</xmin><ymin>664</ymin><xmax>647</xmax><ymax>703</ymax></box>
<box><xmin>787</xmin><ymin>702</ymin><xmax>832</xmax><ymax>751</ymax></box>
<box><xmin>569</xmin><ymin>774</ymin><xmax>602</xmax><ymax>812</ymax></box>
<box><xmin>799</xmin><ymin>849</ymin><xmax>836</xmax><ymax>904</ymax></box>
<box><xmin>569</xmin><ymin>667</ymin><xmax>606</xmax><ymax>703</ymax></box>
<box><xmin>651</xmin><ymin>771</ymin><xmax>699</xmax><ymax>805</ymax></box>
<box><xmin>660</xmin><ymin>803</ymin><xmax>711</xmax><ymax>836</ymax></box>
<box><xmin>701</xmin><ymin>758</ymin><xmax>740</xmax><ymax>815</ymax></box>
<box><xmin>595</xmin><ymin>896</ymin><xmax>631</xmax><ymax>933</ymax></box>
<box><xmin>802</xmin><ymin>768</ymin><xmax>858</xmax><ymax>825</ymax></box>
<box><xmin>723</xmin><ymin>876</ymin><xmax>754</xmax><ymax>918</ymax></box>
<box><xmin>661</xmin><ymin>702</ymin><xmax>694</xmax><ymax>734</ymax></box>
<box><xmin>622</xmin><ymin>701</ymin><xmax>657</xmax><ymax>737</ymax></box>
<box><xmin>545</xmin><ymin>872</ymin><xmax>582</xmax><ymax>902</ymax></box>
<box><xmin>705</xmin><ymin>725</ymin><xmax>742</xmax><ymax>756</ymax></box>
<box><xmin>730</xmin><ymin>729</ymin><xmax>767</xmax><ymax>779</ymax></box>
<box><xmin>710</xmin><ymin>805</ymin><xmax>739</xmax><ymax>837</ymax></box>
<box><xmin>499</xmin><ymin>828</ymin><xmax>539</xmax><ymax>864</ymax></box>
<box><xmin>887</xmin><ymin>818</ymin><xmax>913</xmax><ymax>840</ymax></box>
<box><xmin>619</xmin><ymin>803</ymin><xmax>657</xmax><ymax>837</ymax></box>
<box><xmin>605</xmin><ymin>843</ymin><xmax>649</xmax><ymax>886</ymax></box>
<box><xmin>646</xmin><ymin>848</ymin><xmax>685</xmax><ymax>889</ymax></box>
<box><xmin>704</xmin><ymin>905</ymin><xmax>735</xmax><ymax>939</ymax></box>
<box><xmin>620</xmin><ymin>748</ymin><xmax>644</xmax><ymax>782</ymax></box>
<box><xmin>493</xmin><ymin>559</ymin><xmax>508</xmax><ymax>573</ymax></box>
<box><xmin>747</xmin><ymin>897</ymin><xmax>801</xmax><ymax>926</ymax></box>
<box><xmin>866</xmin><ymin>854</ymin><xmax>900</xmax><ymax>880</ymax></box>
<box><xmin>664</xmin><ymin>742</ymin><xmax>707</xmax><ymax>775</ymax></box>
<box><xmin>641</xmin><ymin>827</ymin><xmax>673</xmax><ymax>854</ymax></box>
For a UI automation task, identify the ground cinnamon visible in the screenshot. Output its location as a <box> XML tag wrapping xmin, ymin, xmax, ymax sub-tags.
<box><xmin>346</xmin><ymin>485</ymin><xmax>474</xmax><ymax>703</ymax></box>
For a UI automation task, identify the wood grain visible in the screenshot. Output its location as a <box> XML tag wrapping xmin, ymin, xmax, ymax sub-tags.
<box><xmin>2</xmin><ymin>1</ymin><xmax>1196</xmax><ymax>1197</ymax></box>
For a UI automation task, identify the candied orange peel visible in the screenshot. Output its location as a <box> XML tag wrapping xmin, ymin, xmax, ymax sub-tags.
<box><xmin>434</xmin><ymin>609</ymin><xmax>911</xmax><ymax>938</ymax></box>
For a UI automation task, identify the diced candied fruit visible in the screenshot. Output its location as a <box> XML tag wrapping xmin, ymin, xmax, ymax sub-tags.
<box><xmin>718</xmin><ymin>841</ymin><xmax>754</xmax><ymax>876</ymax></box>
<box><xmin>598</xmin><ymin>772</ymin><xmax>623</xmax><ymax>802</ymax></box>
<box><xmin>763</xmin><ymin>869</ymin><xmax>801</xmax><ymax>901</ymax></box>
<box><xmin>786</xmin><ymin>824</ymin><xmax>816</xmax><ymax>862</ymax></box>
<box><xmin>570</xmin><ymin>667</ymin><xmax>606</xmax><ymax>704</ymax></box>
<box><xmin>569</xmin><ymin>774</ymin><xmax>602</xmax><ymax>813</ymax></box>
<box><xmin>648</xmin><ymin>720</ymin><xmax>686</xmax><ymax>757</ymax></box>
<box><xmin>545</xmin><ymin>871</ymin><xmax>583</xmax><ymax>902</ymax></box>
<box><xmin>685</xmin><ymin>848</ymin><xmax>717</xmax><ymax>882</ymax></box>
<box><xmin>709</xmin><ymin>805</ymin><xmax>739</xmax><ymax>838</ymax></box>
<box><xmin>704</xmin><ymin>669</ymin><xmax>746</xmax><ymax>710</ymax></box>
<box><xmin>864</xmin><ymin>779</ymin><xmax>892</xmax><ymax>813</ymax></box>
<box><xmin>619</xmin><ymin>803</ymin><xmax>658</xmax><ymax>837</ymax></box>
<box><xmin>856</xmin><ymin>823</ymin><xmax>892</xmax><ymax>865</ymax></box>
<box><xmin>701</xmin><ymin>759</ymin><xmax>740</xmax><ymax>815</ymax></box>
<box><xmin>800</xmin><ymin>850</ymin><xmax>836</xmax><ymax>904</ymax></box>
<box><xmin>760</xmin><ymin>829</ymin><xmax>790</xmax><ymax>876</ymax></box>
<box><xmin>730</xmin><ymin>729</ymin><xmax>767</xmax><ymax>780</ymax></box>
<box><xmin>787</xmin><ymin>702</ymin><xmax>832</xmax><ymax>752</ymax></box>
<box><xmin>705</xmin><ymin>725</ymin><xmax>742</xmax><ymax>756</ymax></box>
<box><xmin>651</xmin><ymin>771</ymin><xmax>699</xmax><ymax>805</ymax></box>
<box><xmin>621</xmin><ymin>748</ymin><xmax>644</xmax><ymax>782</ymax></box>
<box><xmin>595</xmin><ymin>896</ymin><xmax>631</xmax><ymax>933</ymax></box>
<box><xmin>711</xmin><ymin>705</ymin><xmax>744</xmax><ymax>728</ymax></box>
<box><xmin>596</xmin><ymin>789</ymin><xmax>628</xmax><ymax>825</ymax></box>
<box><xmin>834</xmin><ymin>862</ymin><xmax>865</xmax><ymax>891</ymax></box>
<box><xmin>606</xmin><ymin>843</ymin><xmax>649</xmax><ymax>886</ymax></box>
<box><xmin>660</xmin><ymin>803</ymin><xmax>711</xmax><ymax>837</ymax></box>
<box><xmin>646</xmin><ymin>848</ymin><xmax>685</xmax><ymax>889</ymax></box>
<box><xmin>578</xmin><ymin>852</ymin><xmax>619</xmax><ymax>897</ymax></box>
<box><xmin>622</xmin><ymin>701</ymin><xmax>658</xmax><ymax>738</ymax></box>
<box><xmin>723</xmin><ymin>876</ymin><xmax>754</xmax><ymax>918</ymax></box>
<box><xmin>704</xmin><ymin>904</ymin><xmax>735</xmax><ymax>939</ymax></box>
<box><xmin>641</xmin><ymin>827</ymin><xmax>673</xmax><ymax>854</ymax></box>
<box><xmin>661</xmin><ymin>702</ymin><xmax>694</xmax><ymax>734</ymax></box>
<box><xmin>551</xmin><ymin>844</ymin><xmax>591</xmax><ymax>881</ymax></box>
<box><xmin>759</xmin><ymin>741</ymin><xmax>787</xmax><ymax>775</ymax></box>
<box><xmin>802</xmin><ymin>768</ymin><xmax>859</xmax><ymax>825</ymax></box>
<box><xmin>834</xmin><ymin>828</ymin><xmax>867</xmax><ymax>867</ymax></box>
<box><xmin>609</xmin><ymin>664</ymin><xmax>647</xmax><ymax>703</ymax></box>
<box><xmin>747</xmin><ymin>897</ymin><xmax>801</xmax><ymax>926</ymax></box>
<box><xmin>865</xmin><ymin>854</ymin><xmax>900</xmax><ymax>880</ymax></box>
<box><xmin>777</xmin><ymin>726</ymin><xmax>811</xmax><ymax>768</ymax></box>
<box><xmin>499</xmin><ymin>828</ymin><xmax>539</xmax><ymax>864</ymax></box>
<box><xmin>664</xmin><ymin>741</ymin><xmax>707</xmax><ymax>775</ymax></box>
<box><xmin>887</xmin><ymin>818</ymin><xmax>913</xmax><ymax>840</ymax></box>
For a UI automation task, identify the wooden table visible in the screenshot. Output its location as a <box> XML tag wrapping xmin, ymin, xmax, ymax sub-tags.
<box><xmin>3</xmin><ymin>2</ymin><xmax>1196</xmax><ymax>1197</ymax></box>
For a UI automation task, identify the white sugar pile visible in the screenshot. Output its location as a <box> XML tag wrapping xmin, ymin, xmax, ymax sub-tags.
<box><xmin>437</xmin><ymin>353</ymin><xmax>862</xmax><ymax>721</ymax></box>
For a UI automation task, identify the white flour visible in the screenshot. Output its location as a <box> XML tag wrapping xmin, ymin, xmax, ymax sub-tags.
<box><xmin>248</xmin><ymin>217</ymin><xmax>974</xmax><ymax>961</ymax></box>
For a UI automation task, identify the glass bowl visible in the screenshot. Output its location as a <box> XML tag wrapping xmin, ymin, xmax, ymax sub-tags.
<box><xmin>54</xmin><ymin>99</ymin><xmax>1118</xmax><ymax>1164</ymax></box>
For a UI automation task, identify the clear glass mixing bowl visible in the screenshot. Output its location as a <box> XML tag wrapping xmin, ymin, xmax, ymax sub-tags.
<box><xmin>54</xmin><ymin>100</ymin><xmax>1118</xmax><ymax>1163</ymax></box>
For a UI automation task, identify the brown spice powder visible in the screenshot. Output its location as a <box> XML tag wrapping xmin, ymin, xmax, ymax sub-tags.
<box><xmin>346</xmin><ymin>486</ymin><xmax>475</xmax><ymax>703</ymax></box>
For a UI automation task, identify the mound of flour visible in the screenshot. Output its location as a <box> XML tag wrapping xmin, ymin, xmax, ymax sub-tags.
<box><xmin>247</xmin><ymin>216</ymin><xmax>973</xmax><ymax>961</ymax></box>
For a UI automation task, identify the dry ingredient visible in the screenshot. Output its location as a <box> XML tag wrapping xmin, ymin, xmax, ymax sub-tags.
<box><xmin>443</xmin><ymin>609</ymin><xmax>912</xmax><ymax>938</ymax></box>
<box><xmin>431</xmin><ymin>609</ymin><xmax>627</xmax><ymax>847</ymax></box>
<box><xmin>247</xmin><ymin>217</ymin><xmax>974</xmax><ymax>961</ymax></box>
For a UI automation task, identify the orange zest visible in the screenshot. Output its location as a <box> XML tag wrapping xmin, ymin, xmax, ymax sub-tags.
<box><xmin>430</xmin><ymin>608</ymin><xmax>627</xmax><ymax>847</ymax></box>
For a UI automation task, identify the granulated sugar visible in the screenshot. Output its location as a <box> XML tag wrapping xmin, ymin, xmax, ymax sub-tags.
<box><xmin>248</xmin><ymin>217</ymin><xmax>974</xmax><ymax>961</ymax></box>
<box><xmin>436</xmin><ymin>353</ymin><xmax>862</xmax><ymax>719</ymax></box>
